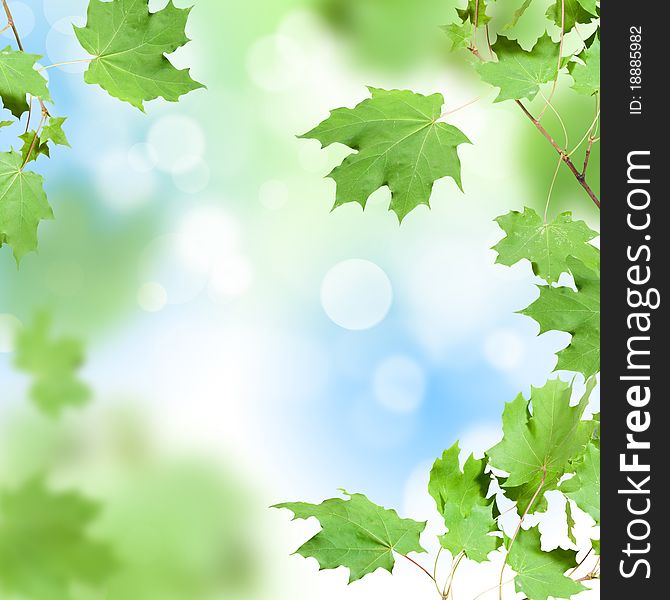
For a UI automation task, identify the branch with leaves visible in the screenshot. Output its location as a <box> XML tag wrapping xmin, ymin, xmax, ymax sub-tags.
<box><xmin>277</xmin><ymin>1</ymin><xmax>601</xmax><ymax>599</ymax></box>
<box><xmin>0</xmin><ymin>0</ymin><xmax>203</xmax><ymax>264</ymax></box>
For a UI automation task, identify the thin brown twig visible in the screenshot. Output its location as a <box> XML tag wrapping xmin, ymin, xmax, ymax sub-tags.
<box><xmin>21</xmin><ymin>112</ymin><xmax>45</xmax><ymax>171</ymax></box>
<box><xmin>2</xmin><ymin>0</ymin><xmax>50</xmax><ymax>118</ymax></box>
<box><xmin>514</xmin><ymin>99</ymin><xmax>600</xmax><ymax>208</ymax></box>
<box><xmin>402</xmin><ymin>553</ymin><xmax>437</xmax><ymax>584</ymax></box>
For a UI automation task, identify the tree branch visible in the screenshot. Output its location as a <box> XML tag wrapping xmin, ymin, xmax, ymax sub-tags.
<box><xmin>514</xmin><ymin>100</ymin><xmax>600</xmax><ymax>209</ymax></box>
<box><xmin>466</xmin><ymin>45</ymin><xmax>600</xmax><ymax>209</ymax></box>
<box><xmin>2</xmin><ymin>0</ymin><xmax>50</xmax><ymax>117</ymax></box>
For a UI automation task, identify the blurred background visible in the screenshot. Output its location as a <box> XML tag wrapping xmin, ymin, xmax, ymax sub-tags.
<box><xmin>0</xmin><ymin>1</ymin><xmax>599</xmax><ymax>598</ymax></box>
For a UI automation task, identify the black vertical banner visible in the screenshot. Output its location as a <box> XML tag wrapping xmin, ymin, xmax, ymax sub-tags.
<box><xmin>601</xmin><ymin>1</ymin><xmax>668</xmax><ymax>595</ymax></box>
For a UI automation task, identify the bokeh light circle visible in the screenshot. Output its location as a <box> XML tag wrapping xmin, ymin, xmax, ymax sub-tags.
<box><xmin>44</xmin><ymin>1</ymin><xmax>87</xmax><ymax>25</ymax></box>
<box><xmin>137</xmin><ymin>282</ymin><xmax>168</xmax><ymax>313</ymax></box>
<box><xmin>172</xmin><ymin>158</ymin><xmax>211</xmax><ymax>194</ymax></box>
<box><xmin>45</xmin><ymin>17</ymin><xmax>89</xmax><ymax>73</ymax></box>
<box><xmin>147</xmin><ymin>115</ymin><xmax>205</xmax><ymax>174</ymax></box>
<box><xmin>259</xmin><ymin>179</ymin><xmax>288</xmax><ymax>210</ymax></box>
<box><xmin>321</xmin><ymin>259</ymin><xmax>393</xmax><ymax>330</ymax></box>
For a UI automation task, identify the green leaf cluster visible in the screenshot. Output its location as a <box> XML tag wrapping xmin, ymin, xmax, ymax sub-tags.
<box><xmin>0</xmin><ymin>0</ymin><xmax>203</xmax><ymax>263</ymax></box>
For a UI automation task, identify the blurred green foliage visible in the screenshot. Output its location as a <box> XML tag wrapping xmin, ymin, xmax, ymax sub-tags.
<box><xmin>14</xmin><ymin>313</ymin><xmax>91</xmax><ymax>417</ymax></box>
<box><xmin>315</xmin><ymin>0</ymin><xmax>460</xmax><ymax>70</ymax></box>
<box><xmin>0</xmin><ymin>478</ymin><xmax>117</xmax><ymax>600</ymax></box>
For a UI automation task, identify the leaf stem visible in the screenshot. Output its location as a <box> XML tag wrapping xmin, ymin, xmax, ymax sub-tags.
<box><xmin>443</xmin><ymin>552</ymin><xmax>465</xmax><ymax>599</ymax></box>
<box><xmin>21</xmin><ymin>113</ymin><xmax>46</xmax><ymax>171</ymax></box>
<box><xmin>402</xmin><ymin>553</ymin><xmax>437</xmax><ymax>584</ymax></box>
<box><xmin>537</xmin><ymin>0</ymin><xmax>565</xmax><ymax>121</ymax></box>
<box><xmin>37</xmin><ymin>59</ymin><xmax>93</xmax><ymax>72</ymax></box>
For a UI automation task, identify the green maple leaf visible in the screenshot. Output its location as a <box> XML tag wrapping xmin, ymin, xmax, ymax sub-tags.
<box><xmin>0</xmin><ymin>46</ymin><xmax>51</xmax><ymax>118</ymax></box>
<box><xmin>0</xmin><ymin>478</ymin><xmax>117</xmax><ymax>600</ymax></box>
<box><xmin>476</xmin><ymin>34</ymin><xmax>564</xmax><ymax>102</ymax></box>
<box><xmin>14</xmin><ymin>313</ymin><xmax>91</xmax><ymax>416</ymax></box>
<box><xmin>565</xmin><ymin>499</ymin><xmax>577</xmax><ymax>544</ymax></box>
<box><xmin>440</xmin><ymin>503</ymin><xmax>501</xmax><ymax>562</ymax></box>
<box><xmin>508</xmin><ymin>527</ymin><xmax>585</xmax><ymax>600</ymax></box>
<box><xmin>429</xmin><ymin>443</ymin><xmax>500</xmax><ymax>561</ymax></box>
<box><xmin>19</xmin><ymin>117</ymin><xmax>70</xmax><ymax>164</ymax></box>
<box><xmin>522</xmin><ymin>256</ymin><xmax>600</xmax><ymax>378</ymax></box>
<box><xmin>443</xmin><ymin>21</ymin><xmax>475</xmax><ymax>50</ymax></box>
<box><xmin>74</xmin><ymin>0</ymin><xmax>204</xmax><ymax>110</ymax></box>
<box><xmin>429</xmin><ymin>443</ymin><xmax>491</xmax><ymax>516</ymax></box>
<box><xmin>273</xmin><ymin>492</ymin><xmax>426</xmax><ymax>582</ymax></box>
<box><xmin>570</xmin><ymin>37</ymin><xmax>600</xmax><ymax>96</ymax></box>
<box><xmin>302</xmin><ymin>87</ymin><xmax>470</xmax><ymax>221</ymax></box>
<box><xmin>19</xmin><ymin>130</ymin><xmax>48</xmax><ymax>164</ymax></box>
<box><xmin>41</xmin><ymin>116</ymin><xmax>71</xmax><ymax>148</ymax></box>
<box><xmin>546</xmin><ymin>0</ymin><xmax>598</xmax><ymax>32</ymax></box>
<box><xmin>493</xmin><ymin>207</ymin><xmax>599</xmax><ymax>283</ymax></box>
<box><xmin>560</xmin><ymin>443</ymin><xmax>600</xmax><ymax>524</ymax></box>
<box><xmin>503</xmin><ymin>0</ymin><xmax>534</xmax><ymax>30</ymax></box>
<box><xmin>457</xmin><ymin>0</ymin><xmax>491</xmax><ymax>25</ymax></box>
<box><xmin>487</xmin><ymin>378</ymin><xmax>597</xmax><ymax>514</ymax></box>
<box><xmin>0</xmin><ymin>120</ymin><xmax>13</xmax><ymax>128</ymax></box>
<box><xmin>0</xmin><ymin>151</ymin><xmax>53</xmax><ymax>262</ymax></box>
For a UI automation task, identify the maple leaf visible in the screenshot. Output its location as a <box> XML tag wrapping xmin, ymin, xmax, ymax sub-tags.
<box><xmin>522</xmin><ymin>256</ymin><xmax>600</xmax><ymax>378</ymax></box>
<box><xmin>273</xmin><ymin>492</ymin><xmax>426</xmax><ymax>582</ymax></box>
<box><xmin>0</xmin><ymin>151</ymin><xmax>53</xmax><ymax>263</ymax></box>
<box><xmin>443</xmin><ymin>21</ymin><xmax>475</xmax><ymax>50</ymax></box>
<box><xmin>19</xmin><ymin>117</ymin><xmax>70</xmax><ymax>164</ymax></box>
<box><xmin>457</xmin><ymin>0</ymin><xmax>491</xmax><ymax>25</ymax></box>
<box><xmin>302</xmin><ymin>87</ymin><xmax>470</xmax><ymax>221</ymax></box>
<box><xmin>14</xmin><ymin>313</ymin><xmax>91</xmax><ymax>416</ymax></box>
<box><xmin>0</xmin><ymin>46</ymin><xmax>51</xmax><ymax>118</ymax></box>
<box><xmin>429</xmin><ymin>443</ymin><xmax>500</xmax><ymax>562</ymax></box>
<box><xmin>493</xmin><ymin>207</ymin><xmax>600</xmax><ymax>283</ymax></box>
<box><xmin>570</xmin><ymin>37</ymin><xmax>600</xmax><ymax>96</ymax></box>
<box><xmin>560</xmin><ymin>443</ymin><xmax>600</xmax><ymax>524</ymax></box>
<box><xmin>486</xmin><ymin>378</ymin><xmax>597</xmax><ymax>514</ymax></box>
<box><xmin>74</xmin><ymin>0</ymin><xmax>204</xmax><ymax>110</ymax></box>
<box><xmin>508</xmin><ymin>527</ymin><xmax>585</xmax><ymax>600</ymax></box>
<box><xmin>546</xmin><ymin>0</ymin><xmax>598</xmax><ymax>32</ymax></box>
<box><xmin>476</xmin><ymin>34</ymin><xmax>565</xmax><ymax>102</ymax></box>
<box><xmin>0</xmin><ymin>478</ymin><xmax>117</xmax><ymax>599</ymax></box>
